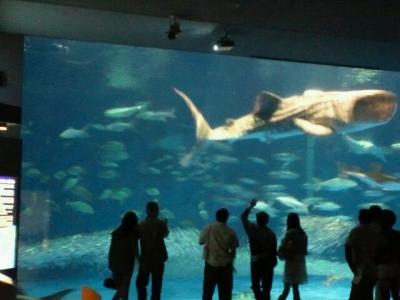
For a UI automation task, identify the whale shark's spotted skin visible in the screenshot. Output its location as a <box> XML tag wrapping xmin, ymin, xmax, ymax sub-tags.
<box><xmin>175</xmin><ymin>89</ymin><xmax>397</xmax><ymax>143</ymax></box>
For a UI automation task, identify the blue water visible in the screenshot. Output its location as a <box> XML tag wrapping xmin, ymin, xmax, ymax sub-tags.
<box><xmin>17</xmin><ymin>36</ymin><xmax>400</xmax><ymax>299</ymax></box>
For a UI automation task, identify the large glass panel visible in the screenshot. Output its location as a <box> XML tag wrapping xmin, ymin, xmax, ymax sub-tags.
<box><xmin>19</xmin><ymin>36</ymin><xmax>400</xmax><ymax>299</ymax></box>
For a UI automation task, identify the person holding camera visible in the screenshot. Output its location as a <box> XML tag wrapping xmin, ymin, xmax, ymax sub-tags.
<box><xmin>241</xmin><ymin>199</ymin><xmax>277</xmax><ymax>300</ymax></box>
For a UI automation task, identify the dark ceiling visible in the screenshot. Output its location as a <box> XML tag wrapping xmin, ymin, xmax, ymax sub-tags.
<box><xmin>1</xmin><ymin>0</ymin><xmax>400</xmax><ymax>70</ymax></box>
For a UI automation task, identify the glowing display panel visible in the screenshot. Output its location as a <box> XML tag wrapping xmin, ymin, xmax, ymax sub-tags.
<box><xmin>0</xmin><ymin>176</ymin><xmax>17</xmax><ymax>270</ymax></box>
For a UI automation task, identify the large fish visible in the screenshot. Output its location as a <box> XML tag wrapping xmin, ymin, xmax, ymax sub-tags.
<box><xmin>174</xmin><ymin>88</ymin><xmax>397</xmax><ymax>142</ymax></box>
<box><xmin>342</xmin><ymin>134</ymin><xmax>386</xmax><ymax>162</ymax></box>
<box><xmin>343</xmin><ymin>169</ymin><xmax>400</xmax><ymax>192</ymax></box>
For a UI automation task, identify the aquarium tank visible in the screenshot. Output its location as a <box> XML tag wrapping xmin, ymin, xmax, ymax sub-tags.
<box><xmin>18</xmin><ymin>36</ymin><xmax>400</xmax><ymax>299</ymax></box>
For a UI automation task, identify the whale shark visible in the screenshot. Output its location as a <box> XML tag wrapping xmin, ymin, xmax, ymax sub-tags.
<box><xmin>174</xmin><ymin>88</ymin><xmax>397</xmax><ymax>143</ymax></box>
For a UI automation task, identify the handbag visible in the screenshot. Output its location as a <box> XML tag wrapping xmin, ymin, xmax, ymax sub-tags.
<box><xmin>103</xmin><ymin>277</ymin><xmax>116</xmax><ymax>290</ymax></box>
<box><xmin>278</xmin><ymin>241</ymin><xmax>296</xmax><ymax>261</ymax></box>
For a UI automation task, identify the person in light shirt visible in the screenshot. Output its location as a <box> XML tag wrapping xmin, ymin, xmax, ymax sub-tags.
<box><xmin>199</xmin><ymin>208</ymin><xmax>239</xmax><ymax>300</ymax></box>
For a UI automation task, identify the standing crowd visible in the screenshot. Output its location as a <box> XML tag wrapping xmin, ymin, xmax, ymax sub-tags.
<box><xmin>200</xmin><ymin>199</ymin><xmax>308</xmax><ymax>300</ymax></box>
<box><xmin>107</xmin><ymin>200</ymin><xmax>399</xmax><ymax>300</ymax></box>
<box><xmin>345</xmin><ymin>205</ymin><xmax>400</xmax><ymax>300</ymax></box>
<box><xmin>108</xmin><ymin>201</ymin><xmax>168</xmax><ymax>300</ymax></box>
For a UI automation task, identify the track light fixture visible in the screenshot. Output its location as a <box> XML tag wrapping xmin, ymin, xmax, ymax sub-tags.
<box><xmin>213</xmin><ymin>34</ymin><xmax>235</xmax><ymax>52</ymax></box>
<box><xmin>167</xmin><ymin>16</ymin><xmax>181</xmax><ymax>40</ymax></box>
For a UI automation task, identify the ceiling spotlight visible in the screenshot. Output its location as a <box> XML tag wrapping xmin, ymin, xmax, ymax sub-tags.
<box><xmin>167</xmin><ymin>16</ymin><xmax>181</xmax><ymax>40</ymax></box>
<box><xmin>0</xmin><ymin>122</ymin><xmax>7</xmax><ymax>131</ymax></box>
<box><xmin>213</xmin><ymin>35</ymin><xmax>235</xmax><ymax>52</ymax></box>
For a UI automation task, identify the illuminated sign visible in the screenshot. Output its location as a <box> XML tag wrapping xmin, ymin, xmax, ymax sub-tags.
<box><xmin>0</xmin><ymin>176</ymin><xmax>17</xmax><ymax>270</ymax></box>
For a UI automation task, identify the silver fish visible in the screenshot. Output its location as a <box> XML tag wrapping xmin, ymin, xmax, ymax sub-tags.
<box><xmin>343</xmin><ymin>134</ymin><xmax>386</xmax><ymax>162</ymax></box>
<box><xmin>59</xmin><ymin>127</ymin><xmax>88</xmax><ymax>139</ymax></box>
<box><xmin>104</xmin><ymin>102</ymin><xmax>149</xmax><ymax>118</ymax></box>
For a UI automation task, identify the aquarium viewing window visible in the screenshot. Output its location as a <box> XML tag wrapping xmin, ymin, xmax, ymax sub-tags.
<box><xmin>18</xmin><ymin>36</ymin><xmax>400</xmax><ymax>299</ymax></box>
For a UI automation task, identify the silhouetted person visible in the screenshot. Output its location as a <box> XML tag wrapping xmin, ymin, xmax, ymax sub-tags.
<box><xmin>199</xmin><ymin>208</ymin><xmax>239</xmax><ymax>300</ymax></box>
<box><xmin>345</xmin><ymin>208</ymin><xmax>382</xmax><ymax>300</ymax></box>
<box><xmin>375</xmin><ymin>209</ymin><xmax>400</xmax><ymax>300</ymax></box>
<box><xmin>369</xmin><ymin>204</ymin><xmax>383</xmax><ymax>233</ymax></box>
<box><xmin>109</xmin><ymin>211</ymin><xmax>139</xmax><ymax>300</ymax></box>
<box><xmin>277</xmin><ymin>213</ymin><xmax>308</xmax><ymax>300</ymax></box>
<box><xmin>241</xmin><ymin>199</ymin><xmax>277</xmax><ymax>300</ymax></box>
<box><xmin>136</xmin><ymin>201</ymin><xmax>169</xmax><ymax>300</ymax></box>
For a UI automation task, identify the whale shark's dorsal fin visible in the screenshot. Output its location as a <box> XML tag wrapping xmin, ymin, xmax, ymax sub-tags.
<box><xmin>253</xmin><ymin>91</ymin><xmax>282</xmax><ymax>120</ymax></box>
<box><xmin>293</xmin><ymin>118</ymin><xmax>334</xmax><ymax>135</ymax></box>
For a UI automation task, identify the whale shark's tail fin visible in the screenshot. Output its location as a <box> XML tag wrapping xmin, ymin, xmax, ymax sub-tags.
<box><xmin>173</xmin><ymin>88</ymin><xmax>212</xmax><ymax>142</ymax></box>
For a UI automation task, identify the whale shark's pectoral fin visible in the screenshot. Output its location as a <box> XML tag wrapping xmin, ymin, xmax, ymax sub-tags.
<box><xmin>253</xmin><ymin>91</ymin><xmax>281</xmax><ymax>120</ymax></box>
<box><xmin>293</xmin><ymin>118</ymin><xmax>334</xmax><ymax>136</ymax></box>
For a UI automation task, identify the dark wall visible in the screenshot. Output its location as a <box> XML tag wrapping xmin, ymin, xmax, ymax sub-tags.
<box><xmin>1</xmin><ymin>1</ymin><xmax>400</xmax><ymax>70</ymax></box>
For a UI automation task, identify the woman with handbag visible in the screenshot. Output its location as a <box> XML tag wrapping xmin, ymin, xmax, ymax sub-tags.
<box><xmin>108</xmin><ymin>211</ymin><xmax>139</xmax><ymax>300</ymax></box>
<box><xmin>277</xmin><ymin>213</ymin><xmax>308</xmax><ymax>300</ymax></box>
